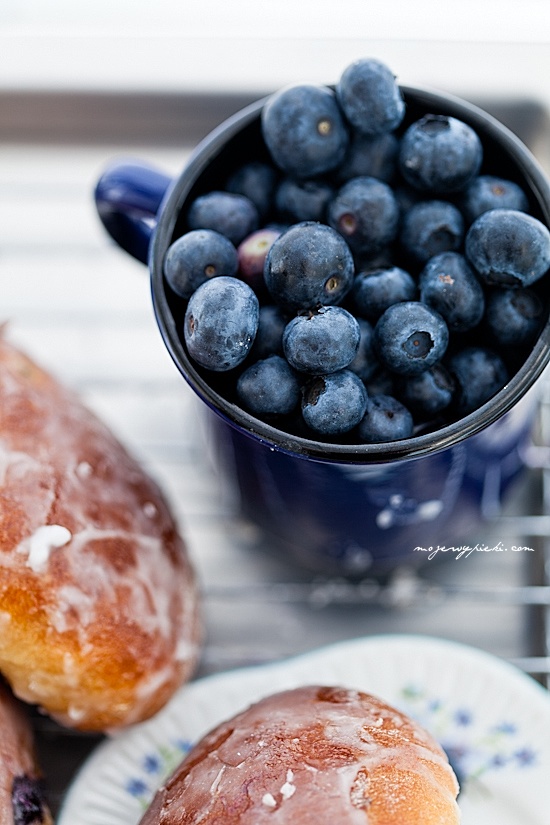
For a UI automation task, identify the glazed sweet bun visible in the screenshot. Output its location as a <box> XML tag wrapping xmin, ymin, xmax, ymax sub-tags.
<box><xmin>0</xmin><ymin>334</ymin><xmax>201</xmax><ymax>731</ymax></box>
<box><xmin>139</xmin><ymin>684</ymin><xmax>461</xmax><ymax>825</ymax></box>
<box><xmin>0</xmin><ymin>678</ymin><xmax>53</xmax><ymax>825</ymax></box>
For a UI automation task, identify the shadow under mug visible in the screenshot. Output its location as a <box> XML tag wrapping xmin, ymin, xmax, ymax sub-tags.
<box><xmin>95</xmin><ymin>86</ymin><xmax>550</xmax><ymax>577</ymax></box>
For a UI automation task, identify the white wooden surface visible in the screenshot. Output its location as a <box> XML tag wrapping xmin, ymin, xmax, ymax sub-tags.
<box><xmin>1</xmin><ymin>131</ymin><xmax>550</xmax><ymax>812</ymax></box>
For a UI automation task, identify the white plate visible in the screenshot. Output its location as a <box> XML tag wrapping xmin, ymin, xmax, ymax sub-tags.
<box><xmin>59</xmin><ymin>635</ymin><xmax>550</xmax><ymax>825</ymax></box>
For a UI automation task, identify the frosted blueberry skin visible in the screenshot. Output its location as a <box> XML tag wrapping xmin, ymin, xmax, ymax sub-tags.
<box><xmin>264</xmin><ymin>221</ymin><xmax>355</xmax><ymax>311</ymax></box>
<box><xmin>374</xmin><ymin>301</ymin><xmax>449</xmax><ymax>376</ymax></box>
<box><xmin>358</xmin><ymin>394</ymin><xmax>414</xmax><ymax>443</ymax></box>
<box><xmin>12</xmin><ymin>775</ymin><xmax>48</xmax><ymax>825</ymax></box>
<box><xmin>335</xmin><ymin>130</ymin><xmax>399</xmax><ymax>184</ymax></box>
<box><xmin>301</xmin><ymin>369</ymin><xmax>368</xmax><ymax>435</ymax></box>
<box><xmin>351</xmin><ymin>266</ymin><xmax>417</xmax><ymax>323</ymax></box>
<box><xmin>400</xmin><ymin>199</ymin><xmax>465</xmax><ymax>264</ymax></box>
<box><xmin>419</xmin><ymin>251</ymin><xmax>485</xmax><ymax>333</ymax></box>
<box><xmin>448</xmin><ymin>346</ymin><xmax>509</xmax><ymax>416</ymax></box>
<box><xmin>461</xmin><ymin>174</ymin><xmax>529</xmax><ymax>224</ymax></box>
<box><xmin>336</xmin><ymin>57</ymin><xmax>405</xmax><ymax>136</ymax></box>
<box><xmin>485</xmin><ymin>287</ymin><xmax>544</xmax><ymax>349</ymax></box>
<box><xmin>275</xmin><ymin>178</ymin><xmax>334</xmax><ymax>224</ymax></box>
<box><xmin>465</xmin><ymin>208</ymin><xmax>550</xmax><ymax>288</ymax></box>
<box><xmin>236</xmin><ymin>355</ymin><xmax>300</xmax><ymax>417</ymax></box>
<box><xmin>184</xmin><ymin>276</ymin><xmax>259</xmax><ymax>371</ymax></box>
<box><xmin>163</xmin><ymin>229</ymin><xmax>238</xmax><ymax>299</ymax></box>
<box><xmin>283</xmin><ymin>306</ymin><xmax>361</xmax><ymax>375</ymax></box>
<box><xmin>347</xmin><ymin>318</ymin><xmax>379</xmax><ymax>383</ymax></box>
<box><xmin>395</xmin><ymin>363</ymin><xmax>456</xmax><ymax>421</ymax></box>
<box><xmin>249</xmin><ymin>304</ymin><xmax>287</xmax><ymax>360</ymax></box>
<box><xmin>226</xmin><ymin>160</ymin><xmax>279</xmax><ymax>221</ymax></box>
<box><xmin>187</xmin><ymin>190</ymin><xmax>259</xmax><ymax>246</ymax></box>
<box><xmin>399</xmin><ymin>114</ymin><xmax>483</xmax><ymax>194</ymax></box>
<box><xmin>328</xmin><ymin>176</ymin><xmax>400</xmax><ymax>257</ymax></box>
<box><xmin>261</xmin><ymin>84</ymin><xmax>349</xmax><ymax>179</ymax></box>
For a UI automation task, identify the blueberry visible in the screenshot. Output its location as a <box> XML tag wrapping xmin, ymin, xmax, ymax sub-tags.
<box><xmin>226</xmin><ymin>161</ymin><xmax>278</xmax><ymax>220</ymax></box>
<box><xmin>419</xmin><ymin>251</ymin><xmax>485</xmax><ymax>332</ymax></box>
<box><xmin>374</xmin><ymin>301</ymin><xmax>449</xmax><ymax>376</ymax></box>
<box><xmin>485</xmin><ymin>287</ymin><xmax>544</xmax><ymax>348</ymax></box>
<box><xmin>250</xmin><ymin>304</ymin><xmax>288</xmax><ymax>359</ymax></box>
<box><xmin>261</xmin><ymin>83</ymin><xmax>349</xmax><ymax>179</ymax></box>
<box><xmin>352</xmin><ymin>265</ymin><xmax>417</xmax><ymax>322</ymax></box>
<box><xmin>399</xmin><ymin>114</ymin><xmax>483</xmax><ymax>193</ymax></box>
<box><xmin>163</xmin><ymin>229</ymin><xmax>238</xmax><ymax>299</ymax></box>
<box><xmin>264</xmin><ymin>221</ymin><xmax>355</xmax><ymax>311</ymax></box>
<box><xmin>357</xmin><ymin>394</ymin><xmax>414</xmax><ymax>442</ymax></box>
<box><xmin>347</xmin><ymin>317</ymin><xmax>379</xmax><ymax>383</ymax></box>
<box><xmin>400</xmin><ymin>200</ymin><xmax>464</xmax><ymax>264</ymax></box>
<box><xmin>465</xmin><ymin>208</ymin><xmax>550</xmax><ymax>288</ymax></box>
<box><xmin>184</xmin><ymin>276</ymin><xmax>259</xmax><ymax>371</ymax></box>
<box><xmin>395</xmin><ymin>363</ymin><xmax>455</xmax><ymax>421</ymax></box>
<box><xmin>328</xmin><ymin>176</ymin><xmax>399</xmax><ymax>256</ymax></box>
<box><xmin>12</xmin><ymin>775</ymin><xmax>47</xmax><ymax>825</ymax></box>
<box><xmin>237</xmin><ymin>227</ymin><xmax>281</xmax><ymax>292</ymax></box>
<box><xmin>301</xmin><ymin>369</ymin><xmax>368</xmax><ymax>435</ymax></box>
<box><xmin>236</xmin><ymin>355</ymin><xmax>300</xmax><ymax>417</ymax></box>
<box><xmin>461</xmin><ymin>174</ymin><xmax>529</xmax><ymax>224</ymax></box>
<box><xmin>283</xmin><ymin>305</ymin><xmax>360</xmax><ymax>374</ymax></box>
<box><xmin>336</xmin><ymin>130</ymin><xmax>399</xmax><ymax>184</ymax></box>
<box><xmin>275</xmin><ymin>178</ymin><xmax>334</xmax><ymax>223</ymax></box>
<box><xmin>187</xmin><ymin>190</ymin><xmax>259</xmax><ymax>246</ymax></box>
<box><xmin>336</xmin><ymin>58</ymin><xmax>405</xmax><ymax>136</ymax></box>
<box><xmin>447</xmin><ymin>346</ymin><xmax>508</xmax><ymax>415</ymax></box>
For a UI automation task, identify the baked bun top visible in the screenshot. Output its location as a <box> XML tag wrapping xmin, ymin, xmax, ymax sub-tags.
<box><xmin>140</xmin><ymin>684</ymin><xmax>461</xmax><ymax>825</ymax></box>
<box><xmin>0</xmin><ymin>335</ymin><xmax>201</xmax><ymax>731</ymax></box>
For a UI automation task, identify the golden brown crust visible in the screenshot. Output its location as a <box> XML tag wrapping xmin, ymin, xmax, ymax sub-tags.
<box><xmin>140</xmin><ymin>685</ymin><xmax>461</xmax><ymax>825</ymax></box>
<box><xmin>0</xmin><ymin>679</ymin><xmax>53</xmax><ymax>825</ymax></box>
<box><xmin>0</xmin><ymin>336</ymin><xmax>201</xmax><ymax>731</ymax></box>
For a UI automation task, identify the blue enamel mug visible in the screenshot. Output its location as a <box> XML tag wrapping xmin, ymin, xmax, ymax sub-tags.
<box><xmin>95</xmin><ymin>86</ymin><xmax>550</xmax><ymax>577</ymax></box>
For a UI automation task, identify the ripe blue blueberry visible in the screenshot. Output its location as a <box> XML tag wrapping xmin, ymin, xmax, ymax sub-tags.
<box><xmin>419</xmin><ymin>251</ymin><xmax>485</xmax><ymax>332</ymax></box>
<box><xmin>461</xmin><ymin>174</ymin><xmax>529</xmax><ymax>224</ymax></box>
<box><xmin>226</xmin><ymin>160</ymin><xmax>278</xmax><ymax>220</ymax></box>
<box><xmin>336</xmin><ymin>58</ymin><xmax>405</xmax><ymax>136</ymax></box>
<box><xmin>399</xmin><ymin>114</ymin><xmax>483</xmax><ymax>193</ymax></box>
<box><xmin>264</xmin><ymin>221</ymin><xmax>355</xmax><ymax>311</ymax></box>
<box><xmin>184</xmin><ymin>276</ymin><xmax>259</xmax><ymax>371</ymax></box>
<box><xmin>448</xmin><ymin>346</ymin><xmax>508</xmax><ymax>415</ymax></box>
<box><xmin>336</xmin><ymin>130</ymin><xmax>399</xmax><ymax>184</ymax></box>
<box><xmin>12</xmin><ymin>775</ymin><xmax>47</xmax><ymax>825</ymax></box>
<box><xmin>395</xmin><ymin>363</ymin><xmax>455</xmax><ymax>421</ymax></box>
<box><xmin>301</xmin><ymin>369</ymin><xmax>368</xmax><ymax>435</ymax></box>
<box><xmin>250</xmin><ymin>304</ymin><xmax>287</xmax><ymax>359</ymax></box>
<box><xmin>485</xmin><ymin>287</ymin><xmax>544</xmax><ymax>348</ymax></box>
<box><xmin>357</xmin><ymin>394</ymin><xmax>414</xmax><ymax>443</ymax></box>
<box><xmin>465</xmin><ymin>208</ymin><xmax>550</xmax><ymax>288</ymax></box>
<box><xmin>283</xmin><ymin>306</ymin><xmax>361</xmax><ymax>374</ymax></box>
<box><xmin>236</xmin><ymin>355</ymin><xmax>300</xmax><ymax>417</ymax></box>
<box><xmin>351</xmin><ymin>265</ymin><xmax>417</xmax><ymax>323</ymax></box>
<box><xmin>187</xmin><ymin>190</ymin><xmax>259</xmax><ymax>246</ymax></box>
<box><xmin>328</xmin><ymin>176</ymin><xmax>399</xmax><ymax>256</ymax></box>
<box><xmin>163</xmin><ymin>229</ymin><xmax>238</xmax><ymax>299</ymax></box>
<box><xmin>348</xmin><ymin>318</ymin><xmax>379</xmax><ymax>383</ymax></box>
<box><xmin>400</xmin><ymin>200</ymin><xmax>464</xmax><ymax>264</ymax></box>
<box><xmin>261</xmin><ymin>83</ymin><xmax>349</xmax><ymax>179</ymax></box>
<box><xmin>374</xmin><ymin>301</ymin><xmax>449</xmax><ymax>376</ymax></box>
<box><xmin>275</xmin><ymin>178</ymin><xmax>334</xmax><ymax>223</ymax></box>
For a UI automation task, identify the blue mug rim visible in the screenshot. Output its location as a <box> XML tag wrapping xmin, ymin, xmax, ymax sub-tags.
<box><xmin>149</xmin><ymin>84</ymin><xmax>550</xmax><ymax>465</ymax></box>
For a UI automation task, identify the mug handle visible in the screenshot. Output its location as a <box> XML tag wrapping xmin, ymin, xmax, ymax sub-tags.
<box><xmin>94</xmin><ymin>160</ymin><xmax>174</xmax><ymax>264</ymax></box>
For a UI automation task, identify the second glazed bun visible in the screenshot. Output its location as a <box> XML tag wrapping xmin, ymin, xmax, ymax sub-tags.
<box><xmin>139</xmin><ymin>684</ymin><xmax>461</xmax><ymax>825</ymax></box>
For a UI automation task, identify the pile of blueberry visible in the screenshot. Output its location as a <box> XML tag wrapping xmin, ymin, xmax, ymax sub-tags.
<box><xmin>163</xmin><ymin>57</ymin><xmax>550</xmax><ymax>443</ymax></box>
